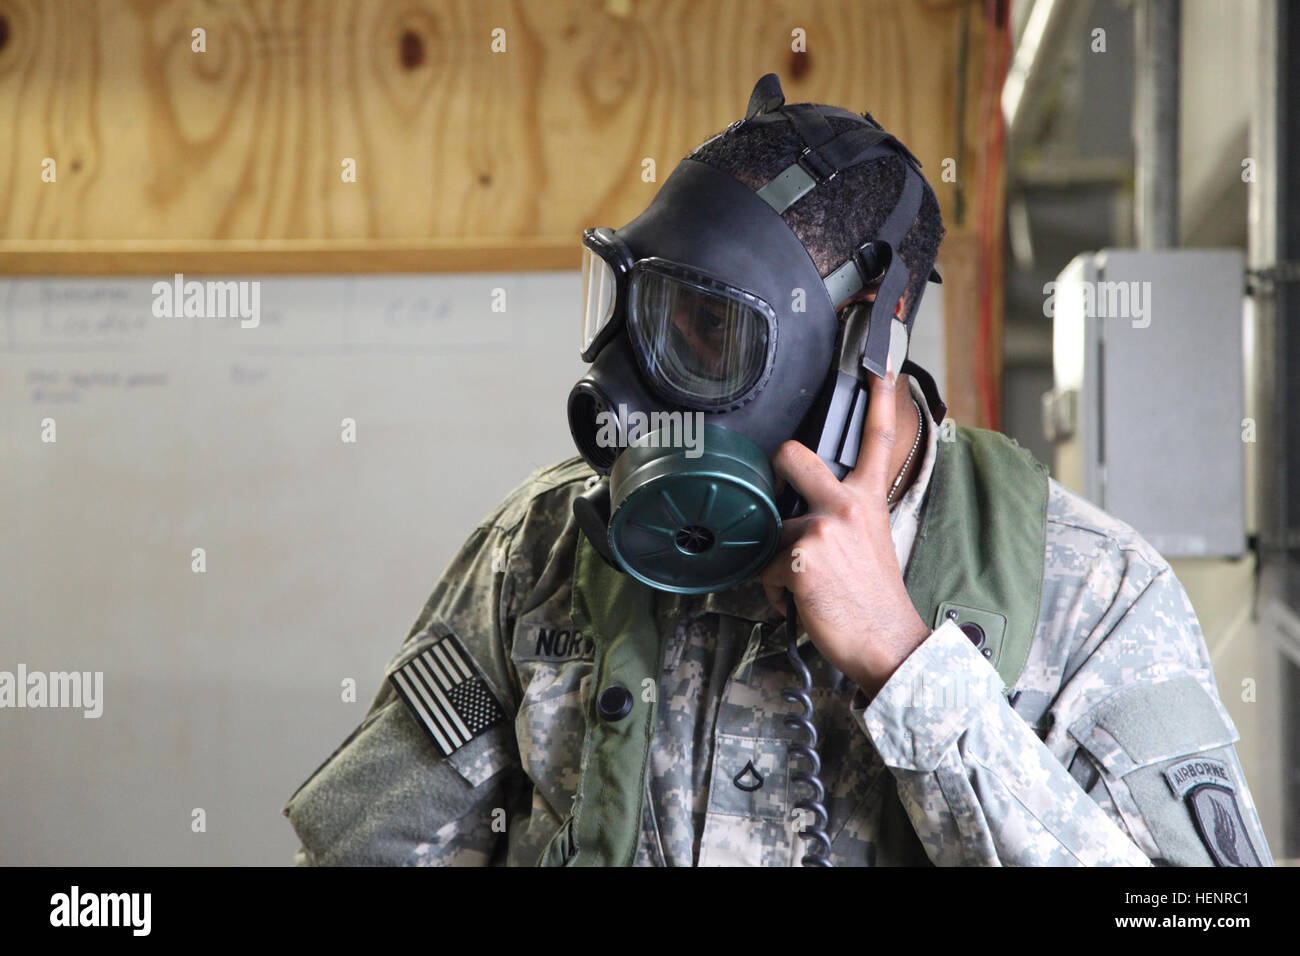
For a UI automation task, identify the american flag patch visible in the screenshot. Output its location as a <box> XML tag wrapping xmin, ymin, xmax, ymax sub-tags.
<box><xmin>388</xmin><ymin>635</ymin><xmax>507</xmax><ymax>758</ymax></box>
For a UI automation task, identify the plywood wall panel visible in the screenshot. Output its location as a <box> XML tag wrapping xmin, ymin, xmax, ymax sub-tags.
<box><xmin>0</xmin><ymin>0</ymin><xmax>993</xmax><ymax>267</ymax></box>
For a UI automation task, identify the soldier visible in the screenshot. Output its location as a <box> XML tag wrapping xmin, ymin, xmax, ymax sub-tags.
<box><xmin>284</xmin><ymin>76</ymin><xmax>1272</xmax><ymax>867</ymax></box>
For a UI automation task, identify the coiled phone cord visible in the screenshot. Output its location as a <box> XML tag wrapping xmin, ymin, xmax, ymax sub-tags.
<box><xmin>781</xmin><ymin>592</ymin><xmax>834</xmax><ymax>867</ymax></box>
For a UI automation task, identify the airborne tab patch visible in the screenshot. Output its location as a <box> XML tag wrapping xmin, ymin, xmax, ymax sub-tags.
<box><xmin>389</xmin><ymin>635</ymin><xmax>507</xmax><ymax>758</ymax></box>
<box><xmin>1163</xmin><ymin>756</ymin><xmax>1233</xmax><ymax>798</ymax></box>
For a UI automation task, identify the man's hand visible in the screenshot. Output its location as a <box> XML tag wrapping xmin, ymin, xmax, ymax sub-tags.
<box><xmin>759</xmin><ymin>365</ymin><xmax>931</xmax><ymax>700</ymax></box>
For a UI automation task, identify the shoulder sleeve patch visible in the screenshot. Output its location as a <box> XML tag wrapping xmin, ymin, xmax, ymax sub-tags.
<box><xmin>388</xmin><ymin>635</ymin><xmax>508</xmax><ymax>758</ymax></box>
<box><xmin>1163</xmin><ymin>756</ymin><xmax>1263</xmax><ymax>867</ymax></box>
<box><xmin>1184</xmin><ymin>781</ymin><xmax>1263</xmax><ymax>867</ymax></box>
<box><xmin>1067</xmin><ymin>676</ymin><xmax>1270</xmax><ymax>866</ymax></box>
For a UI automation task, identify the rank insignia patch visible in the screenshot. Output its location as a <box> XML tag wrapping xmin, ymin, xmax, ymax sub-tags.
<box><xmin>389</xmin><ymin>635</ymin><xmax>507</xmax><ymax>758</ymax></box>
<box><xmin>1163</xmin><ymin>757</ymin><xmax>1261</xmax><ymax>867</ymax></box>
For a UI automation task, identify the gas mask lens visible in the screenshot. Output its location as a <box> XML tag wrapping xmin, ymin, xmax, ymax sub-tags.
<box><xmin>580</xmin><ymin>245</ymin><xmax>617</xmax><ymax>357</ymax></box>
<box><xmin>579</xmin><ymin>228</ymin><xmax>634</xmax><ymax>362</ymax></box>
<box><xmin>628</xmin><ymin>262</ymin><xmax>775</xmax><ymax>409</ymax></box>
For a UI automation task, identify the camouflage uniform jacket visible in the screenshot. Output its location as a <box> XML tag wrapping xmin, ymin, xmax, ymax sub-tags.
<box><xmin>284</xmin><ymin>382</ymin><xmax>1273</xmax><ymax>867</ymax></box>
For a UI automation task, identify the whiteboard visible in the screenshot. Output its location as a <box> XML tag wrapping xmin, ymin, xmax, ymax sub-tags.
<box><xmin>0</xmin><ymin>273</ymin><xmax>587</xmax><ymax>865</ymax></box>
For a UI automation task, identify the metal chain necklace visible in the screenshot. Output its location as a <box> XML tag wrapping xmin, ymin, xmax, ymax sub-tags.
<box><xmin>887</xmin><ymin>396</ymin><xmax>925</xmax><ymax>508</ymax></box>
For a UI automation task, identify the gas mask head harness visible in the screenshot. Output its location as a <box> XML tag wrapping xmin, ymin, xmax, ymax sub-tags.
<box><xmin>568</xmin><ymin>74</ymin><xmax>946</xmax><ymax>595</ymax></box>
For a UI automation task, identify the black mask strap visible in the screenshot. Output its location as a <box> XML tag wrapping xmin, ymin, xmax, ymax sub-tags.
<box><xmin>780</xmin><ymin>102</ymin><xmax>835</xmax><ymax>150</ymax></box>
<box><xmin>901</xmin><ymin>358</ymin><xmax>948</xmax><ymax>424</ymax></box>
<box><xmin>855</xmin><ymin>170</ymin><xmax>923</xmax><ymax>378</ymax></box>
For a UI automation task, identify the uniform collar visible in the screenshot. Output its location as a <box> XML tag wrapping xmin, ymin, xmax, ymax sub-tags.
<box><xmin>701</xmin><ymin>577</ymin><xmax>782</xmax><ymax>624</ymax></box>
<box><xmin>654</xmin><ymin>578</ymin><xmax>783</xmax><ymax>630</ymax></box>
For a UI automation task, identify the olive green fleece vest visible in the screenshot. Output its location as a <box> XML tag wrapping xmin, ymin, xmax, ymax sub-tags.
<box><xmin>538</xmin><ymin>425</ymin><xmax>1050</xmax><ymax>867</ymax></box>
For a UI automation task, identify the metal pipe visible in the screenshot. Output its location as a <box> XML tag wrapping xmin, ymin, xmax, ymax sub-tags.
<box><xmin>1134</xmin><ymin>0</ymin><xmax>1181</xmax><ymax>248</ymax></box>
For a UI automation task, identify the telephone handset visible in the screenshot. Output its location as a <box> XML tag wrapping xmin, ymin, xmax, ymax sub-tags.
<box><xmin>776</xmin><ymin>300</ymin><xmax>890</xmax><ymax>520</ymax></box>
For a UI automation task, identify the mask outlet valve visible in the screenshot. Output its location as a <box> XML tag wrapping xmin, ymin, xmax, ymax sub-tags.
<box><xmin>606</xmin><ymin>424</ymin><xmax>781</xmax><ymax>594</ymax></box>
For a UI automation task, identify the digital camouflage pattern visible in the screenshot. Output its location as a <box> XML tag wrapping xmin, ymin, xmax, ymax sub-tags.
<box><xmin>284</xmin><ymin>383</ymin><xmax>1273</xmax><ymax>867</ymax></box>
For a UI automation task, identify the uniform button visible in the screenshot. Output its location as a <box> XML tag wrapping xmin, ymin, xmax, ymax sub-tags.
<box><xmin>598</xmin><ymin>685</ymin><xmax>634</xmax><ymax>721</ymax></box>
<box><xmin>959</xmin><ymin>622</ymin><xmax>985</xmax><ymax>648</ymax></box>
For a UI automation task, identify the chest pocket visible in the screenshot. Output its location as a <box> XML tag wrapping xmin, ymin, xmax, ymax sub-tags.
<box><xmin>706</xmin><ymin>733</ymin><xmax>790</xmax><ymax>821</ymax></box>
<box><xmin>697</xmin><ymin>731</ymin><xmax>797</xmax><ymax>867</ymax></box>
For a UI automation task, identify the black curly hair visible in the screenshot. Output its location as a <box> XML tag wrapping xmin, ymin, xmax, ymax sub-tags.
<box><xmin>688</xmin><ymin>111</ymin><xmax>945</xmax><ymax>326</ymax></box>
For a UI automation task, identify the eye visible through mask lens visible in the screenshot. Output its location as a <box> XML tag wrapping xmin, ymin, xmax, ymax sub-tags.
<box><xmin>628</xmin><ymin>259</ymin><xmax>776</xmax><ymax>410</ymax></box>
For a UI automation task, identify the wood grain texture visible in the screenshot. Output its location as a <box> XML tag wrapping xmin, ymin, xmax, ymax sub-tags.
<box><xmin>938</xmin><ymin>230</ymin><xmax>981</xmax><ymax>428</ymax></box>
<box><xmin>0</xmin><ymin>0</ymin><xmax>989</xmax><ymax>253</ymax></box>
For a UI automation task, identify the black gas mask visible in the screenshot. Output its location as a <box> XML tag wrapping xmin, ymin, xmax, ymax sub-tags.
<box><xmin>567</xmin><ymin>74</ymin><xmax>946</xmax><ymax>595</ymax></box>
